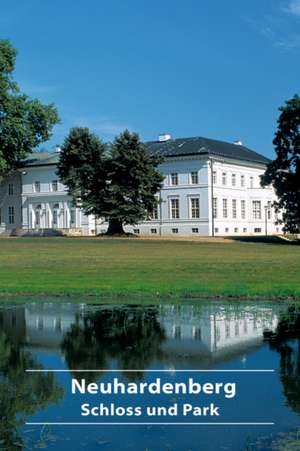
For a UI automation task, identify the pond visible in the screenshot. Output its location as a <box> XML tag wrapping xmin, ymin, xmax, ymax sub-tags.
<box><xmin>1</xmin><ymin>300</ymin><xmax>300</xmax><ymax>450</ymax></box>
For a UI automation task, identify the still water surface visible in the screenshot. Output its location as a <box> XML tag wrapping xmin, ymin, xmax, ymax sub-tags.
<box><xmin>1</xmin><ymin>300</ymin><xmax>300</xmax><ymax>450</ymax></box>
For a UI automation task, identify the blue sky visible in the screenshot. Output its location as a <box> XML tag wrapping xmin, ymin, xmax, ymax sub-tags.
<box><xmin>1</xmin><ymin>0</ymin><xmax>299</xmax><ymax>157</ymax></box>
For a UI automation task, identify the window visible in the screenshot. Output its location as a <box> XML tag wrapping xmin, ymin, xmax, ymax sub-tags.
<box><xmin>52</xmin><ymin>180</ymin><xmax>58</xmax><ymax>192</ymax></box>
<box><xmin>241</xmin><ymin>175</ymin><xmax>245</xmax><ymax>187</ymax></box>
<box><xmin>193</xmin><ymin>327</ymin><xmax>201</xmax><ymax>340</ymax></box>
<box><xmin>222</xmin><ymin>172</ymin><xmax>227</xmax><ymax>185</ymax></box>
<box><xmin>151</xmin><ymin>228</ymin><xmax>157</xmax><ymax>234</ymax></box>
<box><xmin>8</xmin><ymin>206</ymin><xmax>14</xmax><ymax>224</ymax></box>
<box><xmin>174</xmin><ymin>325</ymin><xmax>181</xmax><ymax>339</ymax></box>
<box><xmin>225</xmin><ymin>227</ymin><xmax>229</xmax><ymax>233</ymax></box>
<box><xmin>235</xmin><ymin>322</ymin><xmax>239</xmax><ymax>337</ymax></box>
<box><xmin>241</xmin><ymin>200</ymin><xmax>246</xmax><ymax>219</ymax></box>
<box><xmin>222</xmin><ymin>199</ymin><xmax>228</xmax><ymax>218</ymax></box>
<box><xmin>213</xmin><ymin>197</ymin><xmax>217</xmax><ymax>219</ymax></box>
<box><xmin>243</xmin><ymin>228</ymin><xmax>247</xmax><ymax>233</ymax></box>
<box><xmin>172</xmin><ymin>228</ymin><xmax>178</xmax><ymax>234</ymax></box>
<box><xmin>254</xmin><ymin>228</ymin><xmax>262</xmax><ymax>233</ymax></box>
<box><xmin>54</xmin><ymin>318</ymin><xmax>62</xmax><ymax>331</ymax></box>
<box><xmin>35</xmin><ymin>204</ymin><xmax>41</xmax><ymax>227</ymax></box>
<box><xmin>8</xmin><ymin>183</ymin><xmax>14</xmax><ymax>195</ymax></box>
<box><xmin>225</xmin><ymin>322</ymin><xmax>230</xmax><ymax>339</ymax></box>
<box><xmin>34</xmin><ymin>181</ymin><xmax>40</xmax><ymax>193</ymax></box>
<box><xmin>192</xmin><ymin>228</ymin><xmax>199</xmax><ymax>233</ymax></box>
<box><xmin>252</xmin><ymin>200</ymin><xmax>261</xmax><ymax>219</ymax></box>
<box><xmin>232</xmin><ymin>174</ymin><xmax>236</xmax><ymax>186</ymax></box>
<box><xmin>53</xmin><ymin>210</ymin><xmax>58</xmax><ymax>226</ymax></box>
<box><xmin>171</xmin><ymin>173</ymin><xmax>178</xmax><ymax>185</ymax></box>
<box><xmin>133</xmin><ymin>228</ymin><xmax>140</xmax><ymax>234</ymax></box>
<box><xmin>53</xmin><ymin>203</ymin><xmax>59</xmax><ymax>226</ymax></box>
<box><xmin>150</xmin><ymin>203</ymin><xmax>158</xmax><ymax>220</ymax></box>
<box><xmin>267</xmin><ymin>201</ymin><xmax>272</xmax><ymax>220</ymax></box>
<box><xmin>70</xmin><ymin>209</ymin><xmax>76</xmax><ymax>226</ymax></box>
<box><xmin>212</xmin><ymin>171</ymin><xmax>217</xmax><ymax>184</ymax></box>
<box><xmin>170</xmin><ymin>198</ymin><xmax>179</xmax><ymax>219</ymax></box>
<box><xmin>191</xmin><ymin>171</ymin><xmax>198</xmax><ymax>184</ymax></box>
<box><xmin>190</xmin><ymin>197</ymin><xmax>200</xmax><ymax>219</ymax></box>
<box><xmin>234</xmin><ymin>227</ymin><xmax>238</xmax><ymax>233</ymax></box>
<box><xmin>214</xmin><ymin>227</ymin><xmax>219</xmax><ymax>233</ymax></box>
<box><xmin>250</xmin><ymin>176</ymin><xmax>254</xmax><ymax>188</ymax></box>
<box><xmin>37</xmin><ymin>317</ymin><xmax>44</xmax><ymax>330</ymax></box>
<box><xmin>232</xmin><ymin>199</ymin><xmax>237</xmax><ymax>219</ymax></box>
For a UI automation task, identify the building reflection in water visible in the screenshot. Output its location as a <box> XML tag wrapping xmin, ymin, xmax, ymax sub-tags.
<box><xmin>159</xmin><ymin>304</ymin><xmax>278</xmax><ymax>361</ymax></box>
<box><xmin>0</xmin><ymin>302</ymin><xmax>280</xmax><ymax>368</ymax></box>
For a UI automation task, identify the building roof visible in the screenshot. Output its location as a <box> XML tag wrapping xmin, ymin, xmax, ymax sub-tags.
<box><xmin>22</xmin><ymin>151</ymin><xmax>60</xmax><ymax>167</ymax></box>
<box><xmin>21</xmin><ymin>136</ymin><xmax>270</xmax><ymax>167</ymax></box>
<box><xmin>146</xmin><ymin>136</ymin><xmax>270</xmax><ymax>165</ymax></box>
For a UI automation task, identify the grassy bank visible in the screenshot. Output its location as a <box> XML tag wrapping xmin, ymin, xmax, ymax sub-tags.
<box><xmin>0</xmin><ymin>237</ymin><xmax>299</xmax><ymax>300</ymax></box>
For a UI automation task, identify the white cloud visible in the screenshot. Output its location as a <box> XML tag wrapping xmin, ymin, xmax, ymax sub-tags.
<box><xmin>245</xmin><ymin>3</ymin><xmax>300</xmax><ymax>51</ymax></box>
<box><xmin>285</xmin><ymin>0</ymin><xmax>300</xmax><ymax>16</ymax></box>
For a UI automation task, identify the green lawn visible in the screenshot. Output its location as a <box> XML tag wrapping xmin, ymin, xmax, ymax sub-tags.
<box><xmin>0</xmin><ymin>237</ymin><xmax>299</xmax><ymax>299</ymax></box>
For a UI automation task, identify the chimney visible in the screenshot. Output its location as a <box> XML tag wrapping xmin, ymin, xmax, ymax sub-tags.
<box><xmin>158</xmin><ymin>133</ymin><xmax>172</xmax><ymax>142</ymax></box>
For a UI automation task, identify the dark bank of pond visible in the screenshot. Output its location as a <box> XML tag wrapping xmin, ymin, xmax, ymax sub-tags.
<box><xmin>0</xmin><ymin>300</ymin><xmax>300</xmax><ymax>451</ymax></box>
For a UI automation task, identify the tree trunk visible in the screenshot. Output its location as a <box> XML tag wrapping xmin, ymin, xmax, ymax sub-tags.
<box><xmin>106</xmin><ymin>218</ymin><xmax>125</xmax><ymax>235</ymax></box>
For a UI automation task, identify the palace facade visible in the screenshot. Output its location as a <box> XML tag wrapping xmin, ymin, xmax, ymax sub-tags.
<box><xmin>0</xmin><ymin>134</ymin><xmax>282</xmax><ymax>236</ymax></box>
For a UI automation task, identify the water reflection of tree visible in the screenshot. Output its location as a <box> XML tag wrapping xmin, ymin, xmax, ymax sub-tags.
<box><xmin>264</xmin><ymin>305</ymin><xmax>300</xmax><ymax>414</ymax></box>
<box><xmin>0</xmin><ymin>320</ymin><xmax>63</xmax><ymax>450</ymax></box>
<box><xmin>61</xmin><ymin>306</ymin><xmax>166</xmax><ymax>381</ymax></box>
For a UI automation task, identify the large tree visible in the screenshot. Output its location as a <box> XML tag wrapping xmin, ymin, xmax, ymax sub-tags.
<box><xmin>261</xmin><ymin>95</ymin><xmax>300</xmax><ymax>233</ymax></box>
<box><xmin>57</xmin><ymin>128</ymin><xmax>164</xmax><ymax>234</ymax></box>
<box><xmin>0</xmin><ymin>40</ymin><xmax>59</xmax><ymax>177</ymax></box>
<box><xmin>57</xmin><ymin>126</ymin><xmax>107</xmax><ymax>210</ymax></box>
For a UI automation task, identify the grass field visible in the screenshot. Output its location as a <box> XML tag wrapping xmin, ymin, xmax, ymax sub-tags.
<box><xmin>0</xmin><ymin>236</ymin><xmax>300</xmax><ymax>300</ymax></box>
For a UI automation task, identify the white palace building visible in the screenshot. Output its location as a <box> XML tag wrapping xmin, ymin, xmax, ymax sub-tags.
<box><xmin>0</xmin><ymin>134</ymin><xmax>283</xmax><ymax>237</ymax></box>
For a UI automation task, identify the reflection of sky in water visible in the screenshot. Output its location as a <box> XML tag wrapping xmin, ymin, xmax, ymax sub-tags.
<box><xmin>1</xmin><ymin>301</ymin><xmax>299</xmax><ymax>451</ymax></box>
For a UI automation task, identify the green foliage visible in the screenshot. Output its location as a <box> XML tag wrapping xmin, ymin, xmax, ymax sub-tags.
<box><xmin>265</xmin><ymin>305</ymin><xmax>300</xmax><ymax>415</ymax></box>
<box><xmin>0</xmin><ymin>311</ymin><xmax>63</xmax><ymax>450</ymax></box>
<box><xmin>106</xmin><ymin>130</ymin><xmax>164</xmax><ymax>232</ymax></box>
<box><xmin>61</xmin><ymin>306</ymin><xmax>165</xmax><ymax>381</ymax></box>
<box><xmin>261</xmin><ymin>95</ymin><xmax>300</xmax><ymax>233</ymax></box>
<box><xmin>57</xmin><ymin>126</ymin><xmax>107</xmax><ymax>208</ymax></box>
<box><xmin>57</xmin><ymin>128</ymin><xmax>164</xmax><ymax>234</ymax></box>
<box><xmin>0</xmin><ymin>40</ymin><xmax>59</xmax><ymax>176</ymax></box>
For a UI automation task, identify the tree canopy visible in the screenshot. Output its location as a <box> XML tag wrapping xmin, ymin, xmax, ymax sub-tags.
<box><xmin>57</xmin><ymin>127</ymin><xmax>164</xmax><ymax>234</ymax></box>
<box><xmin>61</xmin><ymin>306</ymin><xmax>166</xmax><ymax>382</ymax></box>
<box><xmin>264</xmin><ymin>305</ymin><xmax>300</xmax><ymax>415</ymax></box>
<box><xmin>261</xmin><ymin>95</ymin><xmax>300</xmax><ymax>233</ymax></box>
<box><xmin>0</xmin><ymin>40</ymin><xmax>59</xmax><ymax>176</ymax></box>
